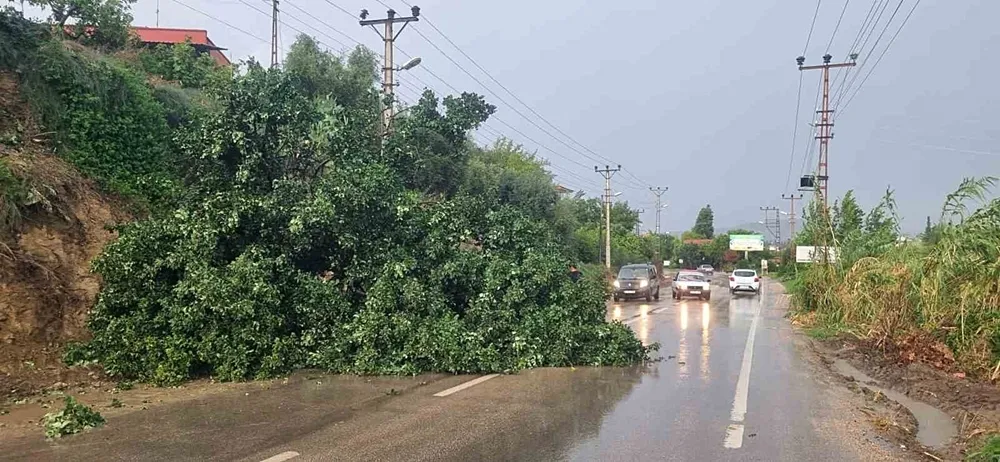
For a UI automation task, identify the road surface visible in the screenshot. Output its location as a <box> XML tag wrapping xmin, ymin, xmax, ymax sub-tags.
<box><xmin>3</xmin><ymin>278</ymin><xmax>901</xmax><ymax>461</ymax></box>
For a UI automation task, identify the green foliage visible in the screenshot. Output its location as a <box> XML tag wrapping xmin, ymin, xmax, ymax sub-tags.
<box><xmin>138</xmin><ymin>41</ymin><xmax>226</xmax><ymax>88</ymax></box>
<box><xmin>389</xmin><ymin>90</ymin><xmax>496</xmax><ymax>195</ymax></box>
<box><xmin>284</xmin><ymin>35</ymin><xmax>378</xmax><ymax>108</ymax></box>
<box><xmin>0</xmin><ymin>10</ymin><xmax>180</xmax><ymax>209</ymax></box>
<box><xmin>72</xmin><ymin>65</ymin><xmax>651</xmax><ymax>384</ymax></box>
<box><xmin>0</xmin><ymin>158</ymin><xmax>29</xmax><ymax>233</ymax></box>
<box><xmin>26</xmin><ymin>0</ymin><xmax>137</xmax><ymax>49</ymax></box>
<box><xmin>788</xmin><ymin>179</ymin><xmax>1000</xmax><ymax>377</ymax></box>
<box><xmin>693</xmin><ymin>204</ymin><xmax>714</xmax><ymax>238</ymax></box>
<box><xmin>42</xmin><ymin>396</ymin><xmax>105</xmax><ymax>438</ymax></box>
<box><xmin>967</xmin><ymin>434</ymin><xmax>1000</xmax><ymax>462</ymax></box>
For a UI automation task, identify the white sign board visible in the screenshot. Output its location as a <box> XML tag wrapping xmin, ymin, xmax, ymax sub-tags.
<box><xmin>795</xmin><ymin>246</ymin><xmax>838</xmax><ymax>263</ymax></box>
<box><xmin>729</xmin><ymin>234</ymin><xmax>764</xmax><ymax>252</ymax></box>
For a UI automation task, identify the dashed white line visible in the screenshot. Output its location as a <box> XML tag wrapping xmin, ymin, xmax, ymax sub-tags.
<box><xmin>723</xmin><ymin>291</ymin><xmax>764</xmax><ymax>449</ymax></box>
<box><xmin>723</xmin><ymin>424</ymin><xmax>745</xmax><ymax>449</ymax></box>
<box><xmin>433</xmin><ymin>374</ymin><xmax>500</xmax><ymax>397</ymax></box>
<box><xmin>259</xmin><ymin>451</ymin><xmax>300</xmax><ymax>462</ymax></box>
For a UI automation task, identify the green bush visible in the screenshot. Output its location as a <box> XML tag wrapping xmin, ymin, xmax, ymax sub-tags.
<box><xmin>69</xmin><ymin>65</ymin><xmax>652</xmax><ymax>384</ymax></box>
<box><xmin>42</xmin><ymin>396</ymin><xmax>105</xmax><ymax>438</ymax></box>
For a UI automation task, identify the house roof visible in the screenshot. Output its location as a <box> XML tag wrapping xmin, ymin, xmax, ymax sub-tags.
<box><xmin>131</xmin><ymin>27</ymin><xmax>231</xmax><ymax>65</ymax></box>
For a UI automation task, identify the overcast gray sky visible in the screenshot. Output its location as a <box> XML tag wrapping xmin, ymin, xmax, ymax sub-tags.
<box><xmin>24</xmin><ymin>0</ymin><xmax>1000</xmax><ymax>234</ymax></box>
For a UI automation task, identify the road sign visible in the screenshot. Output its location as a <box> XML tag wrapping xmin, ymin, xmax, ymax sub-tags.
<box><xmin>729</xmin><ymin>234</ymin><xmax>764</xmax><ymax>252</ymax></box>
<box><xmin>795</xmin><ymin>246</ymin><xmax>838</xmax><ymax>263</ymax></box>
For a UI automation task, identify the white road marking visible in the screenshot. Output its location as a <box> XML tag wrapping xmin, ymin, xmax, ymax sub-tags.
<box><xmin>723</xmin><ymin>424</ymin><xmax>745</xmax><ymax>449</ymax></box>
<box><xmin>260</xmin><ymin>451</ymin><xmax>300</xmax><ymax>462</ymax></box>
<box><xmin>723</xmin><ymin>289</ymin><xmax>764</xmax><ymax>449</ymax></box>
<box><xmin>433</xmin><ymin>374</ymin><xmax>500</xmax><ymax>397</ymax></box>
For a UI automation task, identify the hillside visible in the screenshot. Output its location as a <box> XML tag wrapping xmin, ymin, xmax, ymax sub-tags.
<box><xmin>1</xmin><ymin>73</ymin><xmax>130</xmax><ymax>397</ymax></box>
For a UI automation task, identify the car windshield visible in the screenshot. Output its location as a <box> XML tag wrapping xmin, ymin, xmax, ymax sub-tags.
<box><xmin>618</xmin><ymin>268</ymin><xmax>648</xmax><ymax>279</ymax></box>
<box><xmin>677</xmin><ymin>274</ymin><xmax>704</xmax><ymax>281</ymax></box>
<box><xmin>700</xmin><ymin>265</ymin><xmax>712</xmax><ymax>269</ymax></box>
<box><xmin>734</xmin><ymin>270</ymin><xmax>756</xmax><ymax>277</ymax></box>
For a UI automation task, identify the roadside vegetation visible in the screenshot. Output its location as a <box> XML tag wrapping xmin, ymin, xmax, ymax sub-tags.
<box><xmin>41</xmin><ymin>396</ymin><xmax>105</xmax><ymax>438</ymax></box>
<box><xmin>1</xmin><ymin>4</ymin><xmax>657</xmax><ymax>388</ymax></box>
<box><xmin>784</xmin><ymin>178</ymin><xmax>1000</xmax><ymax>380</ymax></box>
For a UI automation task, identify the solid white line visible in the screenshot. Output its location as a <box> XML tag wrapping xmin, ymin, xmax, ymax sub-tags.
<box><xmin>433</xmin><ymin>374</ymin><xmax>500</xmax><ymax>397</ymax></box>
<box><xmin>259</xmin><ymin>451</ymin><xmax>300</xmax><ymax>462</ymax></box>
<box><xmin>723</xmin><ymin>424</ymin><xmax>745</xmax><ymax>449</ymax></box>
<box><xmin>730</xmin><ymin>301</ymin><xmax>762</xmax><ymax>422</ymax></box>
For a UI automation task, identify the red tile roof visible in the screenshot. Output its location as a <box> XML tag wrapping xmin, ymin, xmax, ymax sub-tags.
<box><xmin>131</xmin><ymin>27</ymin><xmax>231</xmax><ymax>65</ymax></box>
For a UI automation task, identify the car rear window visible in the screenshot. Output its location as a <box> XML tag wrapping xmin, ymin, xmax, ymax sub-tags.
<box><xmin>678</xmin><ymin>274</ymin><xmax>704</xmax><ymax>281</ymax></box>
<box><xmin>734</xmin><ymin>270</ymin><xmax>756</xmax><ymax>277</ymax></box>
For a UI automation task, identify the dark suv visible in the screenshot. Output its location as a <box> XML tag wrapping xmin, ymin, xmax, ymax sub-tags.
<box><xmin>613</xmin><ymin>264</ymin><xmax>661</xmax><ymax>302</ymax></box>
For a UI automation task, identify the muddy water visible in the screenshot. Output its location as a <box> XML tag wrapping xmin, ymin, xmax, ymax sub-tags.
<box><xmin>832</xmin><ymin>359</ymin><xmax>957</xmax><ymax>449</ymax></box>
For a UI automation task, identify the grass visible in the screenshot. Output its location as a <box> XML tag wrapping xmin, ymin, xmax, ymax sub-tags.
<box><xmin>967</xmin><ymin>434</ymin><xmax>1000</xmax><ymax>462</ymax></box>
<box><xmin>788</xmin><ymin>178</ymin><xmax>1000</xmax><ymax>378</ymax></box>
<box><xmin>805</xmin><ymin>323</ymin><xmax>847</xmax><ymax>341</ymax></box>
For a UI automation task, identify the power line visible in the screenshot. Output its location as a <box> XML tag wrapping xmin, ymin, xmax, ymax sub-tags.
<box><xmin>837</xmin><ymin>0</ymin><xmax>920</xmax><ymax>117</ymax></box>
<box><xmin>802</xmin><ymin>0</ymin><xmax>823</xmax><ymax>55</ymax></box>
<box><xmin>240</xmin><ymin>0</ymin><xmax>351</xmax><ymax>55</ymax></box>
<box><xmin>832</xmin><ymin>0</ymin><xmax>897</xmax><ymax>105</ymax></box>
<box><xmin>825</xmin><ymin>0</ymin><xmax>851</xmax><ymax>52</ymax></box>
<box><xmin>784</xmin><ymin>72</ymin><xmax>806</xmax><ymax>191</ymax></box>
<box><xmin>407</xmin><ymin>26</ymin><xmax>621</xmax><ymax>171</ymax></box>
<box><xmin>829</xmin><ymin>0</ymin><xmax>887</xmax><ymax>102</ymax></box>
<box><xmin>170</xmin><ymin>0</ymin><xmax>270</xmax><ymax>44</ymax></box>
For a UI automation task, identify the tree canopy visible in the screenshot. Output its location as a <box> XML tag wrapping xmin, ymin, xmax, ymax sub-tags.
<box><xmin>692</xmin><ymin>204</ymin><xmax>714</xmax><ymax>238</ymax></box>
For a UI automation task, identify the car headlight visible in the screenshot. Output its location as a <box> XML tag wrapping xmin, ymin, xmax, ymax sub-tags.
<box><xmin>640</xmin><ymin>280</ymin><xmax>649</xmax><ymax>288</ymax></box>
<box><xmin>613</xmin><ymin>280</ymin><xmax>620</xmax><ymax>288</ymax></box>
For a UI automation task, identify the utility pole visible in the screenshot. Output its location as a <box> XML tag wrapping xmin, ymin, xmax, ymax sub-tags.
<box><xmin>635</xmin><ymin>209</ymin><xmax>645</xmax><ymax>236</ymax></box>
<box><xmin>596</xmin><ymin>165</ymin><xmax>621</xmax><ymax>269</ymax></box>
<box><xmin>360</xmin><ymin>6</ymin><xmax>421</xmax><ymax>135</ymax></box>
<box><xmin>781</xmin><ymin>193</ymin><xmax>803</xmax><ymax>243</ymax></box>
<box><xmin>649</xmin><ymin>186</ymin><xmax>668</xmax><ymax>234</ymax></box>
<box><xmin>270</xmin><ymin>0</ymin><xmax>280</xmax><ymax>68</ymax></box>
<box><xmin>797</xmin><ymin>53</ymin><xmax>856</xmax><ymax>209</ymax></box>
<box><xmin>760</xmin><ymin>206</ymin><xmax>781</xmax><ymax>246</ymax></box>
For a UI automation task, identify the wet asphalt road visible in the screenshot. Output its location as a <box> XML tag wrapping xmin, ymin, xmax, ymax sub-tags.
<box><xmin>3</xmin><ymin>277</ymin><xmax>893</xmax><ymax>461</ymax></box>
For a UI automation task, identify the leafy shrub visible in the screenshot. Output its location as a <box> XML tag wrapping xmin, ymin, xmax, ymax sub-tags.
<box><xmin>42</xmin><ymin>396</ymin><xmax>105</xmax><ymax>438</ymax></box>
<box><xmin>70</xmin><ymin>65</ymin><xmax>652</xmax><ymax>384</ymax></box>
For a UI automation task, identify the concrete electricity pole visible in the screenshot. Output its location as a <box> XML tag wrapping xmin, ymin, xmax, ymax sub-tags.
<box><xmin>270</xmin><ymin>0</ymin><xmax>280</xmax><ymax>68</ymax></box>
<box><xmin>635</xmin><ymin>209</ymin><xmax>645</xmax><ymax>236</ymax></box>
<box><xmin>649</xmin><ymin>186</ymin><xmax>668</xmax><ymax>234</ymax></box>
<box><xmin>760</xmin><ymin>206</ymin><xmax>781</xmax><ymax>245</ymax></box>
<box><xmin>781</xmin><ymin>193</ymin><xmax>803</xmax><ymax>242</ymax></box>
<box><xmin>797</xmin><ymin>54</ymin><xmax>856</xmax><ymax>209</ymax></box>
<box><xmin>596</xmin><ymin>165</ymin><xmax>621</xmax><ymax>269</ymax></box>
<box><xmin>360</xmin><ymin>6</ymin><xmax>421</xmax><ymax>135</ymax></box>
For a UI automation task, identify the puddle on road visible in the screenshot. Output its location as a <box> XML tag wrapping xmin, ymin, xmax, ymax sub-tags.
<box><xmin>831</xmin><ymin>359</ymin><xmax>956</xmax><ymax>449</ymax></box>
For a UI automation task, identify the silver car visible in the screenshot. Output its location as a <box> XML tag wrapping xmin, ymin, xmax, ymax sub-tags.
<box><xmin>672</xmin><ymin>271</ymin><xmax>711</xmax><ymax>301</ymax></box>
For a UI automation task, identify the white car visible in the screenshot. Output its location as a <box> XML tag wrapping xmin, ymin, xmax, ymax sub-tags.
<box><xmin>729</xmin><ymin>269</ymin><xmax>761</xmax><ymax>295</ymax></box>
<box><xmin>672</xmin><ymin>271</ymin><xmax>711</xmax><ymax>301</ymax></box>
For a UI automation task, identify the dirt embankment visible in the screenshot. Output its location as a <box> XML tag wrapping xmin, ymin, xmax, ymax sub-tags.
<box><xmin>1</xmin><ymin>74</ymin><xmax>130</xmax><ymax>399</ymax></box>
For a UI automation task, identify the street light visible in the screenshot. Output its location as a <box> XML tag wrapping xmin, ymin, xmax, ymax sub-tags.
<box><xmin>396</xmin><ymin>56</ymin><xmax>422</xmax><ymax>71</ymax></box>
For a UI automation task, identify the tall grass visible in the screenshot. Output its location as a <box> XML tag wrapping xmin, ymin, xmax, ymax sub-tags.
<box><xmin>790</xmin><ymin>178</ymin><xmax>1000</xmax><ymax>378</ymax></box>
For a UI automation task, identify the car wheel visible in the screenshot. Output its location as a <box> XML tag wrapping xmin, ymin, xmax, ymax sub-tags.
<box><xmin>613</xmin><ymin>295</ymin><xmax>620</xmax><ymax>302</ymax></box>
<box><xmin>704</xmin><ymin>293</ymin><xmax>711</xmax><ymax>301</ymax></box>
<box><xmin>645</xmin><ymin>291</ymin><xmax>652</xmax><ymax>302</ymax></box>
<box><xmin>730</xmin><ymin>288</ymin><xmax>735</xmax><ymax>295</ymax></box>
